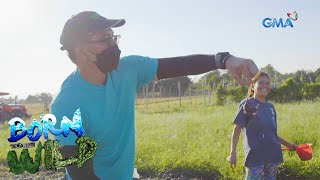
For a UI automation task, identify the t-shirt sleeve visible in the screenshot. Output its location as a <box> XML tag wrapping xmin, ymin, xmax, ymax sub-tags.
<box><xmin>50</xmin><ymin>98</ymin><xmax>81</xmax><ymax>146</ymax></box>
<box><xmin>124</xmin><ymin>55</ymin><xmax>158</xmax><ymax>90</ymax></box>
<box><xmin>233</xmin><ymin>101</ymin><xmax>247</xmax><ymax>128</ymax></box>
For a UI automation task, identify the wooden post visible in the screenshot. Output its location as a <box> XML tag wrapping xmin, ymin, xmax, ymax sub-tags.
<box><xmin>152</xmin><ymin>82</ymin><xmax>156</xmax><ymax>98</ymax></box>
<box><xmin>203</xmin><ymin>77</ymin><xmax>207</xmax><ymax>105</ymax></box>
<box><xmin>178</xmin><ymin>81</ymin><xmax>181</xmax><ymax>107</ymax></box>
<box><xmin>189</xmin><ymin>85</ymin><xmax>192</xmax><ymax>105</ymax></box>
<box><xmin>143</xmin><ymin>86</ymin><xmax>146</xmax><ymax>107</ymax></box>
<box><xmin>208</xmin><ymin>83</ymin><xmax>211</xmax><ymax>105</ymax></box>
<box><xmin>212</xmin><ymin>82</ymin><xmax>216</xmax><ymax>106</ymax></box>
<box><xmin>146</xmin><ymin>84</ymin><xmax>149</xmax><ymax>109</ymax></box>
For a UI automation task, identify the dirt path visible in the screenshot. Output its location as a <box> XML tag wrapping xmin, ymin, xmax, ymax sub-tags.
<box><xmin>139</xmin><ymin>171</ymin><xmax>219</xmax><ymax>180</ymax></box>
<box><xmin>0</xmin><ymin>166</ymin><xmax>218</xmax><ymax>180</ymax></box>
<box><xmin>0</xmin><ymin>163</ymin><xmax>64</xmax><ymax>180</ymax></box>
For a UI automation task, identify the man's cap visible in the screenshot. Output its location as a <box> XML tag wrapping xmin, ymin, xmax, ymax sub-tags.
<box><xmin>60</xmin><ymin>11</ymin><xmax>125</xmax><ymax>50</ymax></box>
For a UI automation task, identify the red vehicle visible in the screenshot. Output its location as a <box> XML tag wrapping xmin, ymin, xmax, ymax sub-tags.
<box><xmin>0</xmin><ymin>92</ymin><xmax>31</xmax><ymax>123</ymax></box>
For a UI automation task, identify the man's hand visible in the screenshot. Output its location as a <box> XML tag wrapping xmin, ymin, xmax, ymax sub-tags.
<box><xmin>226</xmin><ymin>56</ymin><xmax>259</xmax><ymax>86</ymax></box>
<box><xmin>286</xmin><ymin>143</ymin><xmax>297</xmax><ymax>151</ymax></box>
<box><xmin>227</xmin><ymin>153</ymin><xmax>237</xmax><ymax>168</ymax></box>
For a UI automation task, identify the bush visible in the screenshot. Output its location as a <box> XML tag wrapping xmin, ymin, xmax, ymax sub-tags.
<box><xmin>228</xmin><ymin>86</ymin><xmax>247</xmax><ymax>103</ymax></box>
<box><xmin>214</xmin><ymin>83</ymin><xmax>226</xmax><ymax>105</ymax></box>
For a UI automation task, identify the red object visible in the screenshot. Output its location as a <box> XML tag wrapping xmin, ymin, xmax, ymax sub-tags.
<box><xmin>287</xmin><ymin>13</ymin><xmax>291</xmax><ymax>18</ymax></box>
<box><xmin>2</xmin><ymin>104</ymin><xmax>28</xmax><ymax>114</ymax></box>
<box><xmin>282</xmin><ymin>144</ymin><xmax>313</xmax><ymax>161</ymax></box>
<box><xmin>296</xmin><ymin>144</ymin><xmax>313</xmax><ymax>161</ymax></box>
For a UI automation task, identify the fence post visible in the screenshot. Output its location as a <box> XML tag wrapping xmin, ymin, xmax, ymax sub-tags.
<box><xmin>178</xmin><ymin>81</ymin><xmax>181</xmax><ymax>107</ymax></box>
<box><xmin>189</xmin><ymin>85</ymin><xmax>192</xmax><ymax>105</ymax></box>
<box><xmin>145</xmin><ymin>84</ymin><xmax>149</xmax><ymax>109</ymax></box>
<box><xmin>203</xmin><ymin>77</ymin><xmax>207</xmax><ymax>105</ymax></box>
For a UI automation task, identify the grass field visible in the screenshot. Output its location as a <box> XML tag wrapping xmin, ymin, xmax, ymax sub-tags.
<box><xmin>134</xmin><ymin>97</ymin><xmax>320</xmax><ymax>179</ymax></box>
<box><xmin>0</xmin><ymin>104</ymin><xmax>47</xmax><ymax>162</ymax></box>
<box><xmin>0</xmin><ymin>99</ymin><xmax>319</xmax><ymax>179</ymax></box>
<box><xmin>0</xmin><ymin>103</ymin><xmax>64</xmax><ymax>179</ymax></box>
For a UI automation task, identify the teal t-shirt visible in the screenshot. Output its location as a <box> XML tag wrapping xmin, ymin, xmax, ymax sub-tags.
<box><xmin>50</xmin><ymin>55</ymin><xmax>158</xmax><ymax>179</ymax></box>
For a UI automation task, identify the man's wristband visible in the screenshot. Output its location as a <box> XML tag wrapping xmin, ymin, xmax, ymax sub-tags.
<box><xmin>215</xmin><ymin>52</ymin><xmax>233</xmax><ymax>69</ymax></box>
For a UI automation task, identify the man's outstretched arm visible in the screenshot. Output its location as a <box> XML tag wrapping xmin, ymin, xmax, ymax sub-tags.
<box><xmin>156</xmin><ymin>53</ymin><xmax>259</xmax><ymax>86</ymax></box>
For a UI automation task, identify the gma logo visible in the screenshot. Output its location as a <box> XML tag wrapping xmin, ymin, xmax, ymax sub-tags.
<box><xmin>262</xmin><ymin>18</ymin><xmax>294</xmax><ymax>28</ymax></box>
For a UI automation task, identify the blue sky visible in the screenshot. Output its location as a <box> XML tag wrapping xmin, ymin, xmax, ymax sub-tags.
<box><xmin>1</xmin><ymin>0</ymin><xmax>319</xmax><ymax>98</ymax></box>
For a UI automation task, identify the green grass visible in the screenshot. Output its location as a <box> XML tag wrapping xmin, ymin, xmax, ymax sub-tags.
<box><xmin>0</xmin><ymin>100</ymin><xmax>319</xmax><ymax>179</ymax></box>
<box><xmin>135</xmin><ymin>98</ymin><xmax>320</xmax><ymax>179</ymax></box>
<box><xmin>0</xmin><ymin>105</ymin><xmax>50</xmax><ymax>163</ymax></box>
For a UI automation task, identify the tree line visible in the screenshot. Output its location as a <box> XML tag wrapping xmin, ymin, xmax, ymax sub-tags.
<box><xmin>2</xmin><ymin>65</ymin><xmax>319</xmax><ymax>105</ymax></box>
<box><xmin>0</xmin><ymin>93</ymin><xmax>53</xmax><ymax>105</ymax></box>
<box><xmin>137</xmin><ymin>64</ymin><xmax>320</xmax><ymax>104</ymax></box>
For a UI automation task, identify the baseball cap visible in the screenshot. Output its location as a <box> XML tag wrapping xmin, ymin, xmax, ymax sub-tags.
<box><xmin>60</xmin><ymin>11</ymin><xmax>125</xmax><ymax>50</ymax></box>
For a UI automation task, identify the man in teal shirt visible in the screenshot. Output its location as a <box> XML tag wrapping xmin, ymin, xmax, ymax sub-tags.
<box><xmin>52</xmin><ymin>11</ymin><xmax>259</xmax><ymax>179</ymax></box>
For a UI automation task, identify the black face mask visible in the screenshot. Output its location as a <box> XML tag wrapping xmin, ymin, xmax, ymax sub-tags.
<box><xmin>93</xmin><ymin>44</ymin><xmax>121</xmax><ymax>74</ymax></box>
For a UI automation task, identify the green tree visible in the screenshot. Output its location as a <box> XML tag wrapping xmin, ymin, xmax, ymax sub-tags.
<box><xmin>261</xmin><ymin>64</ymin><xmax>285</xmax><ymax>84</ymax></box>
<box><xmin>25</xmin><ymin>95</ymin><xmax>39</xmax><ymax>104</ymax></box>
<box><xmin>269</xmin><ymin>78</ymin><xmax>303</xmax><ymax>102</ymax></box>
<box><xmin>214</xmin><ymin>82</ymin><xmax>226</xmax><ymax>105</ymax></box>
<box><xmin>316</xmin><ymin>76</ymin><xmax>320</xmax><ymax>84</ymax></box>
<box><xmin>228</xmin><ymin>86</ymin><xmax>247</xmax><ymax>103</ymax></box>
<box><xmin>302</xmin><ymin>83</ymin><xmax>320</xmax><ymax>101</ymax></box>
<box><xmin>315</xmin><ymin>68</ymin><xmax>320</xmax><ymax>83</ymax></box>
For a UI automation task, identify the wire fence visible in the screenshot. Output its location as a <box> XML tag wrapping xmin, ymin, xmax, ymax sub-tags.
<box><xmin>135</xmin><ymin>80</ymin><xmax>218</xmax><ymax>109</ymax></box>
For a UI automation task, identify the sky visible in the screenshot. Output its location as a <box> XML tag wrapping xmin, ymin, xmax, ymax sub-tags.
<box><xmin>1</xmin><ymin>0</ymin><xmax>319</xmax><ymax>99</ymax></box>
